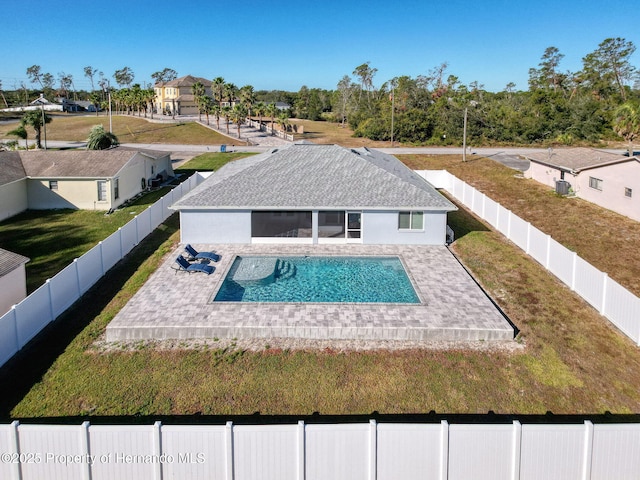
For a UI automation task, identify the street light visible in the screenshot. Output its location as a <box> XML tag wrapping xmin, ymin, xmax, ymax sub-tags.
<box><xmin>40</xmin><ymin>95</ymin><xmax>47</xmax><ymax>150</ymax></box>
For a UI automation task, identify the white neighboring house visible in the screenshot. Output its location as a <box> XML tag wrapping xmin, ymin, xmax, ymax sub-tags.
<box><xmin>0</xmin><ymin>248</ymin><xmax>29</xmax><ymax>316</ymax></box>
<box><xmin>0</xmin><ymin>147</ymin><xmax>174</xmax><ymax>220</ymax></box>
<box><xmin>523</xmin><ymin>147</ymin><xmax>640</xmax><ymax>222</ymax></box>
<box><xmin>171</xmin><ymin>143</ymin><xmax>457</xmax><ymax>245</ymax></box>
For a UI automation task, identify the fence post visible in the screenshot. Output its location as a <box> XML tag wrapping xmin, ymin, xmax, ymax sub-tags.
<box><xmin>297</xmin><ymin>421</ymin><xmax>305</xmax><ymax>480</ymax></box>
<box><xmin>545</xmin><ymin>234</ymin><xmax>551</xmax><ymax>269</ymax></box>
<box><xmin>511</xmin><ymin>420</ymin><xmax>522</xmax><ymax>480</ymax></box>
<box><xmin>225</xmin><ymin>421</ymin><xmax>234</xmax><ymax>480</ymax></box>
<box><xmin>46</xmin><ymin>279</ymin><xmax>54</xmax><ymax>321</ymax></box>
<box><xmin>600</xmin><ymin>273</ymin><xmax>608</xmax><ymax>316</ymax></box>
<box><xmin>526</xmin><ymin>223</ymin><xmax>531</xmax><ymax>254</ymax></box>
<box><xmin>369</xmin><ymin>419</ymin><xmax>377</xmax><ymax>480</ymax></box>
<box><xmin>81</xmin><ymin>421</ymin><xmax>91</xmax><ymax>480</ymax></box>
<box><xmin>118</xmin><ymin>227</ymin><xmax>123</xmax><ymax>259</ymax></box>
<box><xmin>570</xmin><ymin>252</ymin><xmax>578</xmax><ymax>291</ymax></box>
<box><xmin>582</xmin><ymin>421</ymin><xmax>594</xmax><ymax>480</ymax></box>
<box><xmin>9</xmin><ymin>420</ymin><xmax>21</xmax><ymax>480</ymax></box>
<box><xmin>10</xmin><ymin>305</ymin><xmax>19</xmax><ymax>357</ymax></box>
<box><xmin>74</xmin><ymin>258</ymin><xmax>82</xmax><ymax>297</ymax></box>
<box><xmin>153</xmin><ymin>421</ymin><xmax>162</xmax><ymax>480</ymax></box>
<box><xmin>98</xmin><ymin>241</ymin><xmax>105</xmax><ymax>276</ymax></box>
<box><xmin>134</xmin><ymin>216</ymin><xmax>139</xmax><ymax>245</ymax></box>
<box><xmin>440</xmin><ymin>420</ymin><xmax>448</xmax><ymax>480</ymax></box>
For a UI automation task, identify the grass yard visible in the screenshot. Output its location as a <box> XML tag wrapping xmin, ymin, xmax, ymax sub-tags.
<box><xmin>0</xmin><ymin>113</ymin><xmax>237</xmax><ymax>145</ymax></box>
<box><xmin>3</xmin><ymin>155</ymin><xmax>640</xmax><ymax>420</ymax></box>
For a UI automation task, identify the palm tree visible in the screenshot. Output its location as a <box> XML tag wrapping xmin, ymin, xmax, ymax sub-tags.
<box><xmin>7</xmin><ymin>124</ymin><xmax>28</xmax><ymax>149</ymax></box>
<box><xmin>21</xmin><ymin>109</ymin><xmax>51</xmax><ymax>149</ymax></box>
<box><xmin>201</xmin><ymin>96</ymin><xmax>213</xmax><ymax>125</ymax></box>
<box><xmin>230</xmin><ymin>104</ymin><xmax>248</xmax><ymax>139</ymax></box>
<box><xmin>211</xmin><ymin>102</ymin><xmax>222</xmax><ymax>129</ymax></box>
<box><xmin>86</xmin><ymin>124</ymin><xmax>119</xmax><ymax>150</ymax></box>
<box><xmin>191</xmin><ymin>81</ymin><xmax>206</xmax><ymax>121</ymax></box>
<box><xmin>277</xmin><ymin>111</ymin><xmax>290</xmax><ymax>135</ymax></box>
<box><xmin>223</xmin><ymin>82</ymin><xmax>238</xmax><ymax>108</ymax></box>
<box><xmin>222</xmin><ymin>105</ymin><xmax>231</xmax><ymax>134</ymax></box>
<box><xmin>265</xmin><ymin>103</ymin><xmax>277</xmax><ymax>133</ymax></box>
<box><xmin>239</xmin><ymin>85</ymin><xmax>255</xmax><ymax>121</ymax></box>
<box><xmin>613</xmin><ymin>101</ymin><xmax>640</xmax><ymax>157</ymax></box>
<box><xmin>212</xmin><ymin>76</ymin><xmax>225</xmax><ymax>106</ymax></box>
<box><xmin>254</xmin><ymin>101</ymin><xmax>266</xmax><ymax>129</ymax></box>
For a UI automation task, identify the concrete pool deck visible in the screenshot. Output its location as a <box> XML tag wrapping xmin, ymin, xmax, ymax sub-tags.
<box><xmin>105</xmin><ymin>244</ymin><xmax>515</xmax><ymax>343</ymax></box>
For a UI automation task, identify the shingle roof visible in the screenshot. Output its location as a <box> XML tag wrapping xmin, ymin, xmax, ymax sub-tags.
<box><xmin>524</xmin><ymin>147</ymin><xmax>636</xmax><ymax>173</ymax></box>
<box><xmin>0</xmin><ymin>151</ymin><xmax>27</xmax><ymax>186</ymax></box>
<box><xmin>0</xmin><ymin>147</ymin><xmax>168</xmax><ymax>179</ymax></box>
<box><xmin>160</xmin><ymin>75</ymin><xmax>212</xmax><ymax>88</ymax></box>
<box><xmin>0</xmin><ymin>248</ymin><xmax>29</xmax><ymax>278</ymax></box>
<box><xmin>172</xmin><ymin>144</ymin><xmax>456</xmax><ymax>211</ymax></box>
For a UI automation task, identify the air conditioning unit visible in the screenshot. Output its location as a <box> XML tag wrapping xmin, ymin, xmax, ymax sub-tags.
<box><xmin>555</xmin><ymin>180</ymin><xmax>570</xmax><ymax>196</ymax></box>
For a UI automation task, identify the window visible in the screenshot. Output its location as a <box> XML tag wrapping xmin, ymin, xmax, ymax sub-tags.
<box><xmin>398</xmin><ymin>211</ymin><xmax>424</xmax><ymax>230</ymax></box>
<box><xmin>49</xmin><ymin>180</ymin><xmax>58</xmax><ymax>190</ymax></box>
<box><xmin>589</xmin><ymin>177</ymin><xmax>603</xmax><ymax>191</ymax></box>
<box><xmin>114</xmin><ymin>178</ymin><xmax>119</xmax><ymax>200</ymax></box>
<box><xmin>251</xmin><ymin>211</ymin><xmax>312</xmax><ymax>238</ymax></box>
<box><xmin>625</xmin><ymin>187</ymin><xmax>633</xmax><ymax>198</ymax></box>
<box><xmin>97</xmin><ymin>180</ymin><xmax>107</xmax><ymax>201</ymax></box>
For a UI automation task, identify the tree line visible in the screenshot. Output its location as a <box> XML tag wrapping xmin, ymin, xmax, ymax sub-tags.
<box><xmin>3</xmin><ymin>37</ymin><xmax>639</xmax><ymax>146</ymax></box>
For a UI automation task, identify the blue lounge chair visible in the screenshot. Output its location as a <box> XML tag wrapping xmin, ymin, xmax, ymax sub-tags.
<box><xmin>184</xmin><ymin>244</ymin><xmax>221</xmax><ymax>262</ymax></box>
<box><xmin>174</xmin><ymin>256</ymin><xmax>215</xmax><ymax>275</ymax></box>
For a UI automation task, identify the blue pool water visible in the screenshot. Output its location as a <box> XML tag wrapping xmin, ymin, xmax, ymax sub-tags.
<box><xmin>213</xmin><ymin>256</ymin><xmax>420</xmax><ymax>303</ymax></box>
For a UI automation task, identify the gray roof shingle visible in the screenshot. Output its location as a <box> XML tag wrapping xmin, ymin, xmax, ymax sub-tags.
<box><xmin>172</xmin><ymin>144</ymin><xmax>456</xmax><ymax>211</ymax></box>
<box><xmin>524</xmin><ymin>147</ymin><xmax>636</xmax><ymax>172</ymax></box>
<box><xmin>0</xmin><ymin>248</ymin><xmax>29</xmax><ymax>278</ymax></box>
<box><xmin>0</xmin><ymin>147</ymin><xmax>168</xmax><ymax>179</ymax></box>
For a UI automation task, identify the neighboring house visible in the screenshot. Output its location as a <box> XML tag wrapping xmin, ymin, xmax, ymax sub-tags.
<box><xmin>0</xmin><ymin>147</ymin><xmax>174</xmax><ymax>218</ymax></box>
<box><xmin>1</xmin><ymin>94</ymin><xmax>62</xmax><ymax>113</ymax></box>
<box><xmin>171</xmin><ymin>143</ymin><xmax>457</xmax><ymax>245</ymax></box>
<box><xmin>154</xmin><ymin>75</ymin><xmax>212</xmax><ymax>116</ymax></box>
<box><xmin>274</xmin><ymin>101</ymin><xmax>291</xmax><ymax>111</ymax></box>
<box><xmin>523</xmin><ymin>147</ymin><xmax>640</xmax><ymax>221</ymax></box>
<box><xmin>0</xmin><ymin>248</ymin><xmax>29</xmax><ymax>316</ymax></box>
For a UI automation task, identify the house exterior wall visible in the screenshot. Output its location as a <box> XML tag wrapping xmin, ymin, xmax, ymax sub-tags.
<box><xmin>575</xmin><ymin>161</ymin><xmax>640</xmax><ymax>221</ymax></box>
<box><xmin>0</xmin><ymin>265</ymin><xmax>27</xmax><ymax>316</ymax></box>
<box><xmin>27</xmin><ymin>178</ymin><xmax>111</xmax><ymax>210</ymax></box>
<box><xmin>180</xmin><ymin>210</ymin><xmax>252</xmax><ymax>244</ymax></box>
<box><xmin>178</xmin><ymin>209</ymin><xmax>449</xmax><ymax>245</ymax></box>
<box><xmin>0</xmin><ymin>179</ymin><xmax>28</xmax><ymax>221</ymax></box>
<box><xmin>362</xmin><ymin>210</ymin><xmax>448</xmax><ymax>245</ymax></box>
<box><xmin>524</xmin><ymin>161</ymin><xmax>566</xmax><ymax>188</ymax></box>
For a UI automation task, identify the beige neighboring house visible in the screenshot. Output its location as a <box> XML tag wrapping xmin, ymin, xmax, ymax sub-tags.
<box><xmin>154</xmin><ymin>75</ymin><xmax>212</xmax><ymax>116</ymax></box>
<box><xmin>0</xmin><ymin>248</ymin><xmax>29</xmax><ymax>316</ymax></box>
<box><xmin>0</xmin><ymin>147</ymin><xmax>174</xmax><ymax>219</ymax></box>
<box><xmin>523</xmin><ymin>147</ymin><xmax>640</xmax><ymax>221</ymax></box>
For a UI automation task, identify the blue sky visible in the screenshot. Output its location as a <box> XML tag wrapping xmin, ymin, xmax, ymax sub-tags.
<box><xmin>3</xmin><ymin>0</ymin><xmax>639</xmax><ymax>93</ymax></box>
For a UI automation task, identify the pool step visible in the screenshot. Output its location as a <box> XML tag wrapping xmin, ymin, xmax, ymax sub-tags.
<box><xmin>275</xmin><ymin>259</ymin><xmax>297</xmax><ymax>281</ymax></box>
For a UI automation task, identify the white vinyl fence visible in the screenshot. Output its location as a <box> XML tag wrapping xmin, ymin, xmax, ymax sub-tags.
<box><xmin>1</xmin><ymin>420</ymin><xmax>639</xmax><ymax>480</ymax></box>
<box><xmin>418</xmin><ymin>170</ymin><xmax>640</xmax><ymax>346</ymax></box>
<box><xmin>0</xmin><ymin>173</ymin><xmax>208</xmax><ymax>368</ymax></box>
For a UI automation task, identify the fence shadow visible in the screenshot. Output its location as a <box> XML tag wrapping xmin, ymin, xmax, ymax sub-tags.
<box><xmin>0</xmin><ymin>215</ymin><xmax>179</xmax><ymax>420</ymax></box>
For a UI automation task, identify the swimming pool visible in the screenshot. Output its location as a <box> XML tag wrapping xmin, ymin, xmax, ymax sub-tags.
<box><xmin>213</xmin><ymin>256</ymin><xmax>421</xmax><ymax>303</ymax></box>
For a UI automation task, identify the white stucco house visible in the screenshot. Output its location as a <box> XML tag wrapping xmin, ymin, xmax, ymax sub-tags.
<box><xmin>523</xmin><ymin>147</ymin><xmax>640</xmax><ymax>221</ymax></box>
<box><xmin>0</xmin><ymin>147</ymin><xmax>174</xmax><ymax>220</ymax></box>
<box><xmin>0</xmin><ymin>248</ymin><xmax>29</xmax><ymax>316</ymax></box>
<box><xmin>171</xmin><ymin>143</ymin><xmax>457</xmax><ymax>245</ymax></box>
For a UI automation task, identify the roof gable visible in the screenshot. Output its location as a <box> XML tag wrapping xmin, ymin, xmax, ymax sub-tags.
<box><xmin>161</xmin><ymin>75</ymin><xmax>212</xmax><ymax>88</ymax></box>
<box><xmin>173</xmin><ymin>144</ymin><xmax>456</xmax><ymax>211</ymax></box>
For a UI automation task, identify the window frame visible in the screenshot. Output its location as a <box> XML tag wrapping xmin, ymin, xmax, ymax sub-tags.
<box><xmin>398</xmin><ymin>211</ymin><xmax>424</xmax><ymax>231</ymax></box>
<box><xmin>589</xmin><ymin>176</ymin><xmax>603</xmax><ymax>191</ymax></box>
<box><xmin>48</xmin><ymin>180</ymin><xmax>58</xmax><ymax>190</ymax></box>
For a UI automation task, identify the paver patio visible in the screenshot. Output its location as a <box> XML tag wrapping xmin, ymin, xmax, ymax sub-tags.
<box><xmin>105</xmin><ymin>244</ymin><xmax>514</xmax><ymax>342</ymax></box>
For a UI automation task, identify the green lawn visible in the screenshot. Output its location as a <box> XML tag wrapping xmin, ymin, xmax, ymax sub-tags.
<box><xmin>3</xmin><ymin>154</ymin><xmax>640</xmax><ymax>419</ymax></box>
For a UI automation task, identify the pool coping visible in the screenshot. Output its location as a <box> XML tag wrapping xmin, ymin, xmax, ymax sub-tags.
<box><xmin>105</xmin><ymin>244</ymin><xmax>515</xmax><ymax>343</ymax></box>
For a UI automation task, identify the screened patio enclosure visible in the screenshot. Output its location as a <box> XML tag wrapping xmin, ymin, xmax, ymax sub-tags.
<box><xmin>251</xmin><ymin>211</ymin><xmax>362</xmax><ymax>243</ymax></box>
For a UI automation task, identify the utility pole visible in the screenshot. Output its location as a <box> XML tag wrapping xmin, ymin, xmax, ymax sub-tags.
<box><xmin>462</xmin><ymin>107</ymin><xmax>468</xmax><ymax>162</ymax></box>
